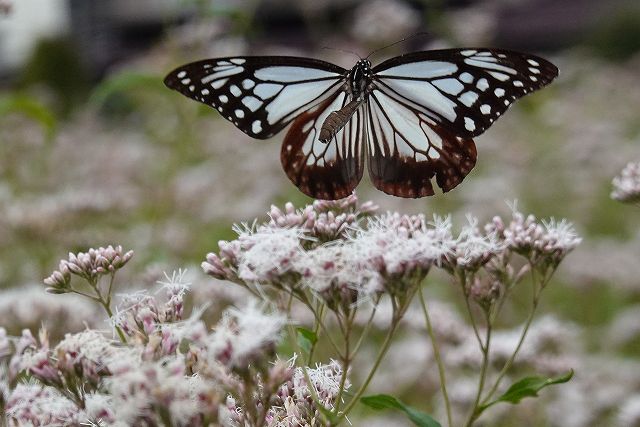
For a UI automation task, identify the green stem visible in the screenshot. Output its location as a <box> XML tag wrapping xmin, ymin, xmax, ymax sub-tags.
<box><xmin>285</xmin><ymin>291</ymin><xmax>332</xmax><ymax>424</ymax></box>
<box><xmin>307</xmin><ymin>303</ymin><xmax>325</xmax><ymax>364</ymax></box>
<box><xmin>418</xmin><ymin>287</ymin><xmax>452</xmax><ymax>427</ymax></box>
<box><xmin>351</xmin><ymin>298</ymin><xmax>380</xmax><ymax>357</ymax></box>
<box><xmin>464</xmin><ymin>312</ymin><xmax>492</xmax><ymax>427</ymax></box>
<box><xmin>337</xmin><ymin>315</ymin><xmax>400</xmax><ymax>422</ymax></box>
<box><xmin>334</xmin><ymin>320</ymin><xmax>352</xmax><ymax>413</ymax></box>
<box><xmin>480</xmin><ymin>291</ymin><xmax>541</xmax><ymax>405</ymax></box>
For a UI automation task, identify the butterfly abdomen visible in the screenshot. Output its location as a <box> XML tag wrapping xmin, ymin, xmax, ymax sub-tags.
<box><xmin>319</xmin><ymin>99</ymin><xmax>362</xmax><ymax>143</ymax></box>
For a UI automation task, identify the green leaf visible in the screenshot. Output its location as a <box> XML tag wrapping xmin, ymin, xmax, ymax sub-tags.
<box><xmin>0</xmin><ymin>95</ymin><xmax>57</xmax><ymax>139</ymax></box>
<box><xmin>90</xmin><ymin>72</ymin><xmax>165</xmax><ymax>106</ymax></box>
<box><xmin>361</xmin><ymin>394</ymin><xmax>442</xmax><ymax>427</ymax></box>
<box><xmin>481</xmin><ymin>369</ymin><xmax>574</xmax><ymax>411</ymax></box>
<box><xmin>296</xmin><ymin>327</ymin><xmax>317</xmax><ymax>354</ymax></box>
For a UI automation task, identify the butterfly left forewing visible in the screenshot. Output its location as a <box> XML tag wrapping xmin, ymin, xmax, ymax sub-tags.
<box><xmin>281</xmin><ymin>91</ymin><xmax>365</xmax><ymax>200</ymax></box>
<box><xmin>372</xmin><ymin>48</ymin><xmax>558</xmax><ymax>138</ymax></box>
<box><xmin>164</xmin><ymin>56</ymin><xmax>347</xmax><ymax>139</ymax></box>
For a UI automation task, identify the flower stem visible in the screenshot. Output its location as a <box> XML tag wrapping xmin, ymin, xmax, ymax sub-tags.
<box><xmin>336</xmin><ymin>313</ymin><xmax>400</xmax><ymax>422</ymax></box>
<box><xmin>418</xmin><ymin>286</ymin><xmax>452</xmax><ymax>427</ymax></box>
<box><xmin>481</xmin><ymin>298</ymin><xmax>538</xmax><ymax>407</ymax></box>
<box><xmin>464</xmin><ymin>311</ymin><xmax>492</xmax><ymax>427</ymax></box>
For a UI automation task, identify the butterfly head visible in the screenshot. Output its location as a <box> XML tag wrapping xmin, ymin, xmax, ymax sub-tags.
<box><xmin>349</xmin><ymin>59</ymin><xmax>372</xmax><ymax>97</ymax></box>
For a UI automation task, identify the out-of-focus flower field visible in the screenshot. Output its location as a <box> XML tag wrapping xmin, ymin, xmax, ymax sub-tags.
<box><xmin>1</xmin><ymin>0</ymin><xmax>640</xmax><ymax>425</ymax></box>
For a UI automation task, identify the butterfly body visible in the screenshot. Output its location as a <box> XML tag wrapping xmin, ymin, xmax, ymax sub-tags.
<box><xmin>165</xmin><ymin>49</ymin><xmax>558</xmax><ymax>200</ymax></box>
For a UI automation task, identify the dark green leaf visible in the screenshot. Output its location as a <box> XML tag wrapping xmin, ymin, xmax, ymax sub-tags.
<box><xmin>481</xmin><ymin>369</ymin><xmax>573</xmax><ymax>411</ymax></box>
<box><xmin>296</xmin><ymin>327</ymin><xmax>317</xmax><ymax>354</ymax></box>
<box><xmin>361</xmin><ymin>394</ymin><xmax>441</xmax><ymax>427</ymax></box>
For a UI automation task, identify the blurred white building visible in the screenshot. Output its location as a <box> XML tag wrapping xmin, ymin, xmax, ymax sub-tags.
<box><xmin>0</xmin><ymin>0</ymin><xmax>69</xmax><ymax>72</ymax></box>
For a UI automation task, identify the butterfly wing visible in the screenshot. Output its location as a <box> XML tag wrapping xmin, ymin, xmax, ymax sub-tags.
<box><xmin>164</xmin><ymin>56</ymin><xmax>347</xmax><ymax>139</ymax></box>
<box><xmin>281</xmin><ymin>92</ymin><xmax>366</xmax><ymax>200</ymax></box>
<box><xmin>372</xmin><ymin>48</ymin><xmax>558</xmax><ymax>138</ymax></box>
<box><xmin>366</xmin><ymin>88</ymin><xmax>477</xmax><ymax>198</ymax></box>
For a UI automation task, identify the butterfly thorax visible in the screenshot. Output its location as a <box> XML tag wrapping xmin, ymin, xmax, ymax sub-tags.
<box><xmin>319</xmin><ymin>59</ymin><xmax>372</xmax><ymax>143</ymax></box>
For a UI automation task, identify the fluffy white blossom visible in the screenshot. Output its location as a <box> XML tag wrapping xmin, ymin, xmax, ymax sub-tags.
<box><xmin>612</xmin><ymin>161</ymin><xmax>640</xmax><ymax>203</ymax></box>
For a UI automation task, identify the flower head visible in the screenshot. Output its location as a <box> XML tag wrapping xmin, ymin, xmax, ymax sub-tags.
<box><xmin>612</xmin><ymin>161</ymin><xmax>640</xmax><ymax>203</ymax></box>
<box><xmin>205</xmin><ymin>299</ymin><xmax>287</xmax><ymax>371</ymax></box>
<box><xmin>44</xmin><ymin>245</ymin><xmax>133</xmax><ymax>293</ymax></box>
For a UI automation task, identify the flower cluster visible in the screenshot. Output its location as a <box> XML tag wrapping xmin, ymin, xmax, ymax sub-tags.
<box><xmin>204</xmin><ymin>196</ymin><xmax>580</xmax><ymax>311</ymax></box>
<box><xmin>486</xmin><ymin>206</ymin><xmax>582</xmax><ymax>268</ymax></box>
<box><xmin>611</xmin><ymin>161</ymin><xmax>640</xmax><ymax>203</ymax></box>
<box><xmin>2</xmin><ymin>277</ymin><xmax>338</xmax><ymax>426</ymax></box>
<box><xmin>44</xmin><ymin>245</ymin><xmax>133</xmax><ymax>293</ymax></box>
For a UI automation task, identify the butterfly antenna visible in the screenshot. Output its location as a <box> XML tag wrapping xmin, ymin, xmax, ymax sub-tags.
<box><xmin>365</xmin><ymin>32</ymin><xmax>430</xmax><ymax>60</ymax></box>
<box><xmin>321</xmin><ymin>46</ymin><xmax>363</xmax><ymax>61</ymax></box>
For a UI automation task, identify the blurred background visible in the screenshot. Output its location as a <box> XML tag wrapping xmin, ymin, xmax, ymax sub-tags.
<box><xmin>1</xmin><ymin>0</ymin><xmax>640</xmax><ymax>425</ymax></box>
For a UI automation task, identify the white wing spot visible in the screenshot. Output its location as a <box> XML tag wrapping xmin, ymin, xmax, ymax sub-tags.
<box><xmin>219</xmin><ymin>95</ymin><xmax>228</xmax><ymax>103</ymax></box>
<box><xmin>235</xmin><ymin>109</ymin><xmax>245</xmax><ymax>118</ymax></box>
<box><xmin>460</xmin><ymin>72</ymin><xmax>474</xmax><ymax>83</ymax></box>
<box><xmin>230</xmin><ymin>85</ymin><xmax>242</xmax><ymax>97</ymax></box>
<box><xmin>181</xmin><ymin>78</ymin><xmax>191</xmax><ymax>85</ymax></box>
<box><xmin>230</xmin><ymin>58</ymin><xmax>246</xmax><ymax>65</ymax></box>
<box><xmin>211</xmin><ymin>78</ymin><xmax>228</xmax><ymax>90</ymax></box>
<box><xmin>476</xmin><ymin>78</ymin><xmax>489</xmax><ymax>91</ymax></box>
<box><xmin>529</xmin><ymin>67</ymin><xmax>540</xmax><ymax>74</ymax></box>
<box><xmin>480</xmin><ymin>104</ymin><xmax>491</xmax><ymax>115</ymax></box>
<box><xmin>177</xmin><ymin>71</ymin><xmax>187</xmax><ymax>78</ymax></box>
<box><xmin>504</xmin><ymin>99</ymin><xmax>510</xmax><ymax>106</ymax></box>
<box><xmin>242</xmin><ymin>79</ymin><xmax>255</xmax><ymax>89</ymax></box>
<box><xmin>242</xmin><ymin>96</ymin><xmax>262</xmax><ymax>112</ymax></box>
<box><xmin>213</xmin><ymin>65</ymin><xmax>235</xmax><ymax>72</ymax></box>
<box><xmin>254</xmin><ymin>83</ymin><xmax>283</xmax><ymax>99</ymax></box>
<box><xmin>188</xmin><ymin>85</ymin><xmax>195</xmax><ymax>92</ymax></box>
<box><xmin>513</xmin><ymin>80</ymin><xmax>524</xmax><ymax>87</ymax></box>
<box><xmin>378</xmin><ymin>62</ymin><xmax>458</xmax><ymax>78</ymax></box>
<box><xmin>459</xmin><ymin>91</ymin><xmax>479</xmax><ymax>107</ymax></box>
<box><xmin>530</xmin><ymin>76</ymin><xmax>538</xmax><ymax>82</ymax></box>
<box><xmin>432</xmin><ymin>78</ymin><xmax>464</xmax><ymax>95</ymax></box>
<box><xmin>252</xmin><ymin>120</ymin><xmax>262</xmax><ymax>134</ymax></box>
<box><xmin>201</xmin><ymin>67</ymin><xmax>243</xmax><ymax>83</ymax></box>
<box><xmin>494</xmin><ymin>88</ymin><xmax>505</xmax><ymax>97</ymax></box>
<box><xmin>201</xmin><ymin>88</ymin><xmax>210</xmax><ymax>95</ymax></box>
<box><xmin>461</xmin><ymin>50</ymin><xmax>477</xmax><ymax>56</ymax></box>
<box><xmin>465</xmin><ymin>58</ymin><xmax>517</xmax><ymax>74</ymax></box>
<box><xmin>527</xmin><ymin>59</ymin><xmax>540</xmax><ymax>66</ymax></box>
<box><xmin>464</xmin><ymin>117</ymin><xmax>476</xmax><ymax>131</ymax></box>
<box><xmin>489</xmin><ymin>71</ymin><xmax>510</xmax><ymax>81</ymax></box>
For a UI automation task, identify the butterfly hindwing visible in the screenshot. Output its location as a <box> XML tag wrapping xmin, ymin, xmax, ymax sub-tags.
<box><xmin>281</xmin><ymin>91</ymin><xmax>366</xmax><ymax>200</ymax></box>
<box><xmin>164</xmin><ymin>56</ymin><xmax>347</xmax><ymax>139</ymax></box>
<box><xmin>372</xmin><ymin>48</ymin><xmax>558</xmax><ymax>138</ymax></box>
<box><xmin>366</xmin><ymin>88</ymin><xmax>477</xmax><ymax>197</ymax></box>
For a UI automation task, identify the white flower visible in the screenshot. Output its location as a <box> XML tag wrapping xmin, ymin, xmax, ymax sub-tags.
<box><xmin>612</xmin><ymin>161</ymin><xmax>640</xmax><ymax>203</ymax></box>
<box><xmin>6</xmin><ymin>382</ymin><xmax>87</xmax><ymax>425</ymax></box>
<box><xmin>617</xmin><ymin>395</ymin><xmax>640</xmax><ymax>427</ymax></box>
<box><xmin>236</xmin><ymin>226</ymin><xmax>306</xmax><ymax>283</ymax></box>
<box><xmin>207</xmin><ymin>299</ymin><xmax>287</xmax><ymax>369</ymax></box>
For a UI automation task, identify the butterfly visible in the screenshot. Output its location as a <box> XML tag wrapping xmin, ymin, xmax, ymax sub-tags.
<box><xmin>164</xmin><ymin>48</ymin><xmax>558</xmax><ymax>200</ymax></box>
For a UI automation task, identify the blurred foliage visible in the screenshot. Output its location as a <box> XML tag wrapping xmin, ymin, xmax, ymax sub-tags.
<box><xmin>0</xmin><ymin>94</ymin><xmax>57</xmax><ymax>140</ymax></box>
<box><xmin>19</xmin><ymin>37</ymin><xmax>91</xmax><ymax>117</ymax></box>
<box><xmin>586</xmin><ymin>6</ymin><xmax>640</xmax><ymax>61</ymax></box>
